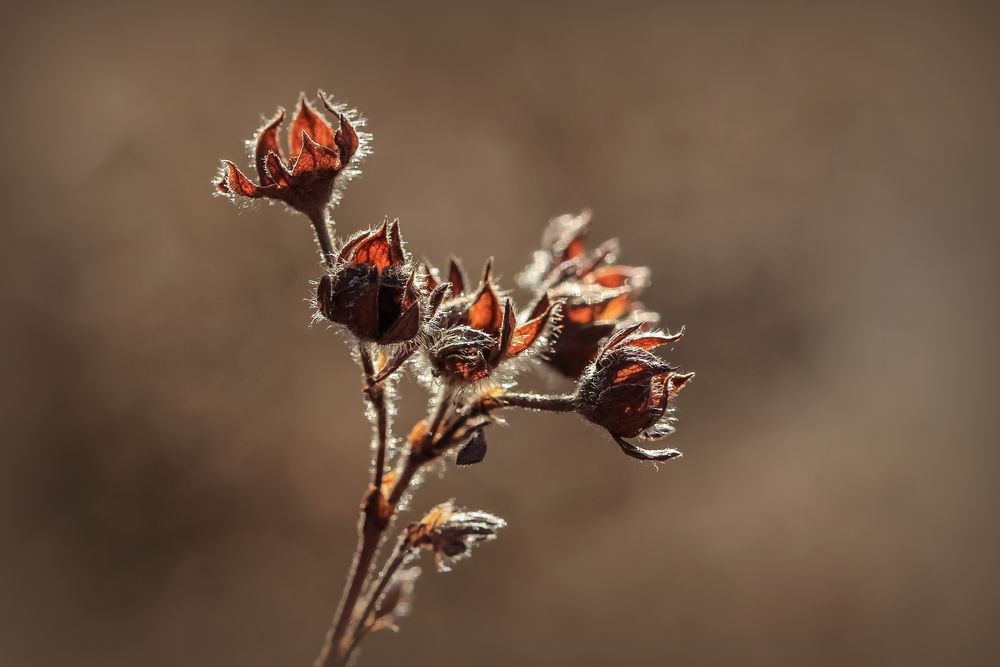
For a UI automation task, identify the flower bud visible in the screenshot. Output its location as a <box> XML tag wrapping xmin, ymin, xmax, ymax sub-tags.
<box><xmin>427</xmin><ymin>261</ymin><xmax>553</xmax><ymax>384</ymax></box>
<box><xmin>574</xmin><ymin>324</ymin><xmax>692</xmax><ymax>461</ymax></box>
<box><xmin>405</xmin><ymin>501</ymin><xmax>506</xmax><ymax>571</ymax></box>
<box><xmin>317</xmin><ymin>219</ymin><xmax>439</xmax><ymax>344</ymax></box>
<box><xmin>215</xmin><ymin>92</ymin><xmax>369</xmax><ymax>216</ymax></box>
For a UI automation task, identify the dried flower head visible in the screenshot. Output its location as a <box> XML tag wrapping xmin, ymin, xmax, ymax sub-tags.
<box><xmin>405</xmin><ymin>501</ymin><xmax>506</xmax><ymax>571</ymax></box>
<box><xmin>521</xmin><ymin>211</ymin><xmax>656</xmax><ymax>377</ymax></box>
<box><xmin>574</xmin><ymin>323</ymin><xmax>692</xmax><ymax>461</ymax></box>
<box><xmin>215</xmin><ymin>92</ymin><xmax>368</xmax><ymax>216</ymax></box>
<box><xmin>316</xmin><ymin>219</ymin><xmax>449</xmax><ymax>344</ymax></box>
<box><xmin>427</xmin><ymin>261</ymin><xmax>553</xmax><ymax>384</ymax></box>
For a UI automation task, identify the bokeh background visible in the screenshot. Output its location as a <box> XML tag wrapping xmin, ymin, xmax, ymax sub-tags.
<box><xmin>3</xmin><ymin>1</ymin><xmax>999</xmax><ymax>665</ymax></box>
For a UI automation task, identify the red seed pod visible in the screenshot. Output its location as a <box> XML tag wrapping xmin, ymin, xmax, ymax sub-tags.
<box><xmin>519</xmin><ymin>212</ymin><xmax>656</xmax><ymax>378</ymax></box>
<box><xmin>427</xmin><ymin>261</ymin><xmax>553</xmax><ymax>384</ymax></box>
<box><xmin>574</xmin><ymin>324</ymin><xmax>692</xmax><ymax>461</ymax></box>
<box><xmin>317</xmin><ymin>219</ymin><xmax>443</xmax><ymax>344</ymax></box>
<box><xmin>215</xmin><ymin>92</ymin><xmax>367</xmax><ymax>216</ymax></box>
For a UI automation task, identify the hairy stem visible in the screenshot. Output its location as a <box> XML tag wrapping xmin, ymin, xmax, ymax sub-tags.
<box><xmin>316</xmin><ymin>347</ymin><xmax>393</xmax><ymax>667</ymax></box>
<box><xmin>485</xmin><ymin>392</ymin><xmax>577</xmax><ymax>412</ymax></box>
<box><xmin>359</xmin><ymin>345</ymin><xmax>389</xmax><ymax>490</ymax></box>
<box><xmin>307</xmin><ymin>208</ymin><xmax>336</xmax><ymax>267</ymax></box>
<box><xmin>344</xmin><ymin>538</ymin><xmax>412</xmax><ymax>661</ymax></box>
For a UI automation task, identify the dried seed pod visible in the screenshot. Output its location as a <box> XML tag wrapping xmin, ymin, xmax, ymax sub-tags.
<box><xmin>215</xmin><ymin>93</ymin><xmax>368</xmax><ymax>215</ymax></box>
<box><xmin>406</xmin><ymin>501</ymin><xmax>506</xmax><ymax>571</ymax></box>
<box><xmin>574</xmin><ymin>324</ymin><xmax>692</xmax><ymax>461</ymax></box>
<box><xmin>317</xmin><ymin>219</ymin><xmax>444</xmax><ymax>344</ymax></box>
<box><xmin>426</xmin><ymin>261</ymin><xmax>553</xmax><ymax>384</ymax></box>
<box><xmin>520</xmin><ymin>212</ymin><xmax>656</xmax><ymax>377</ymax></box>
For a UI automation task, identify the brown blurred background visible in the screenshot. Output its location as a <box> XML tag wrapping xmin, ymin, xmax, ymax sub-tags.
<box><xmin>2</xmin><ymin>1</ymin><xmax>999</xmax><ymax>665</ymax></box>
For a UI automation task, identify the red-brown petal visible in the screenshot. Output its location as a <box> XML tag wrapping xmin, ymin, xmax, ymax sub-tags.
<box><xmin>508</xmin><ymin>301</ymin><xmax>552</xmax><ymax>357</ymax></box>
<box><xmin>264</xmin><ymin>151</ymin><xmax>290</xmax><ymax>187</ymax></box>
<box><xmin>448</xmin><ymin>258</ymin><xmax>467</xmax><ymax>296</ymax></box>
<box><xmin>292</xmin><ymin>132</ymin><xmax>341</xmax><ymax>176</ymax></box>
<box><xmin>669</xmin><ymin>371</ymin><xmax>695</xmax><ymax>395</ymax></box>
<box><xmin>290</xmin><ymin>96</ymin><xmax>335</xmax><ymax>156</ymax></box>
<box><xmin>335</xmin><ymin>113</ymin><xmax>360</xmax><ymax>164</ymax></box>
<box><xmin>586</xmin><ymin>264</ymin><xmax>650</xmax><ymax>291</ymax></box>
<box><xmin>352</xmin><ymin>220</ymin><xmax>393</xmax><ymax>271</ymax></box>
<box><xmin>420</xmin><ymin>262</ymin><xmax>439</xmax><ymax>291</ymax></box>
<box><xmin>255</xmin><ymin>109</ymin><xmax>285</xmax><ymax>185</ymax></box>
<box><xmin>528</xmin><ymin>293</ymin><xmax>551</xmax><ymax>321</ymax></box>
<box><xmin>217</xmin><ymin>161</ymin><xmax>264</xmax><ymax>198</ymax></box>
<box><xmin>468</xmin><ymin>261</ymin><xmax>502</xmax><ymax>333</ymax></box>
<box><xmin>599</xmin><ymin>322</ymin><xmax>646</xmax><ymax>354</ymax></box>
<box><xmin>492</xmin><ymin>299</ymin><xmax>516</xmax><ymax>364</ymax></box>
<box><xmin>388</xmin><ymin>219</ymin><xmax>406</xmax><ymax>267</ymax></box>
<box><xmin>628</xmin><ymin>328</ymin><xmax>685</xmax><ymax>351</ymax></box>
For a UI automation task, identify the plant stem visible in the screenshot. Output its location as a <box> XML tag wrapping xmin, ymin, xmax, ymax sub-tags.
<box><xmin>315</xmin><ymin>347</ymin><xmax>392</xmax><ymax>667</ymax></box>
<box><xmin>344</xmin><ymin>538</ymin><xmax>412</xmax><ymax>661</ymax></box>
<box><xmin>307</xmin><ymin>208</ymin><xmax>336</xmax><ymax>267</ymax></box>
<box><xmin>359</xmin><ymin>345</ymin><xmax>388</xmax><ymax>490</ymax></box>
<box><xmin>486</xmin><ymin>392</ymin><xmax>576</xmax><ymax>412</ymax></box>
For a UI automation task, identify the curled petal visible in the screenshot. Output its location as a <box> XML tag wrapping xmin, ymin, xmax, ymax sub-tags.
<box><xmin>613</xmin><ymin>435</ymin><xmax>682</xmax><ymax>462</ymax></box>
<box><xmin>335</xmin><ymin>113</ymin><xmax>360</xmax><ymax>164</ymax></box>
<box><xmin>338</xmin><ymin>229</ymin><xmax>370</xmax><ymax>262</ymax></box>
<box><xmin>586</xmin><ymin>264</ymin><xmax>650</xmax><ymax>290</ymax></box>
<box><xmin>628</xmin><ymin>327</ymin><xmax>685</xmax><ymax>351</ymax></box>
<box><xmin>420</xmin><ymin>262</ymin><xmax>439</xmax><ymax>291</ymax></box>
<box><xmin>291</xmin><ymin>132</ymin><xmax>341</xmax><ymax>176</ymax></box>
<box><xmin>508</xmin><ymin>299</ymin><xmax>553</xmax><ymax>357</ymax></box>
<box><xmin>388</xmin><ymin>219</ymin><xmax>406</xmax><ymax>267</ymax></box>
<box><xmin>492</xmin><ymin>299</ymin><xmax>516</xmax><ymax>364</ymax></box>
<box><xmin>320</xmin><ymin>92</ymin><xmax>362</xmax><ymax>164</ymax></box>
<box><xmin>352</xmin><ymin>220</ymin><xmax>393</xmax><ymax>270</ymax></box>
<box><xmin>254</xmin><ymin>109</ymin><xmax>285</xmax><ymax>185</ymax></box>
<box><xmin>448</xmin><ymin>258</ymin><xmax>467</xmax><ymax>296</ymax></box>
<box><xmin>217</xmin><ymin>161</ymin><xmax>266</xmax><ymax>198</ymax></box>
<box><xmin>527</xmin><ymin>292</ymin><xmax>551</xmax><ymax>320</ymax></box>
<box><xmin>290</xmin><ymin>95</ymin><xmax>335</xmax><ymax>156</ymax></box>
<box><xmin>468</xmin><ymin>261</ymin><xmax>502</xmax><ymax>333</ymax></box>
<box><xmin>669</xmin><ymin>371</ymin><xmax>695</xmax><ymax>395</ymax></box>
<box><xmin>263</xmin><ymin>151</ymin><xmax>290</xmax><ymax>187</ymax></box>
<box><xmin>427</xmin><ymin>283</ymin><xmax>452</xmax><ymax>314</ymax></box>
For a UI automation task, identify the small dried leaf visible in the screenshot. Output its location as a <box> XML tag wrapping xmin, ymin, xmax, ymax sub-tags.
<box><xmin>456</xmin><ymin>430</ymin><xmax>488</xmax><ymax>466</ymax></box>
<box><xmin>335</xmin><ymin>113</ymin><xmax>360</xmax><ymax>164</ymax></box>
<box><xmin>468</xmin><ymin>261</ymin><xmax>502</xmax><ymax>333</ymax></box>
<box><xmin>614</xmin><ymin>435</ymin><xmax>683</xmax><ymax>462</ymax></box>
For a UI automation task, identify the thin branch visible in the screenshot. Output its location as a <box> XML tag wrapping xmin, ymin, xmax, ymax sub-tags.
<box><xmin>315</xmin><ymin>346</ymin><xmax>393</xmax><ymax>667</ymax></box>
<box><xmin>344</xmin><ymin>537</ymin><xmax>413</xmax><ymax>661</ymax></box>
<box><xmin>307</xmin><ymin>208</ymin><xmax>336</xmax><ymax>267</ymax></box>
<box><xmin>485</xmin><ymin>392</ymin><xmax>577</xmax><ymax>412</ymax></box>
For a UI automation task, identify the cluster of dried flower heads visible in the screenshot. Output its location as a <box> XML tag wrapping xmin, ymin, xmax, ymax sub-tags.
<box><xmin>215</xmin><ymin>92</ymin><xmax>693</xmax><ymax>666</ymax></box>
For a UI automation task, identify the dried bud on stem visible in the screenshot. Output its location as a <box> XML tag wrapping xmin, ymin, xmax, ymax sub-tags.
<box><xmin>574</xmin><ymin>323</ymin><xmax>692</xmax><ymax>460</ymax></box>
